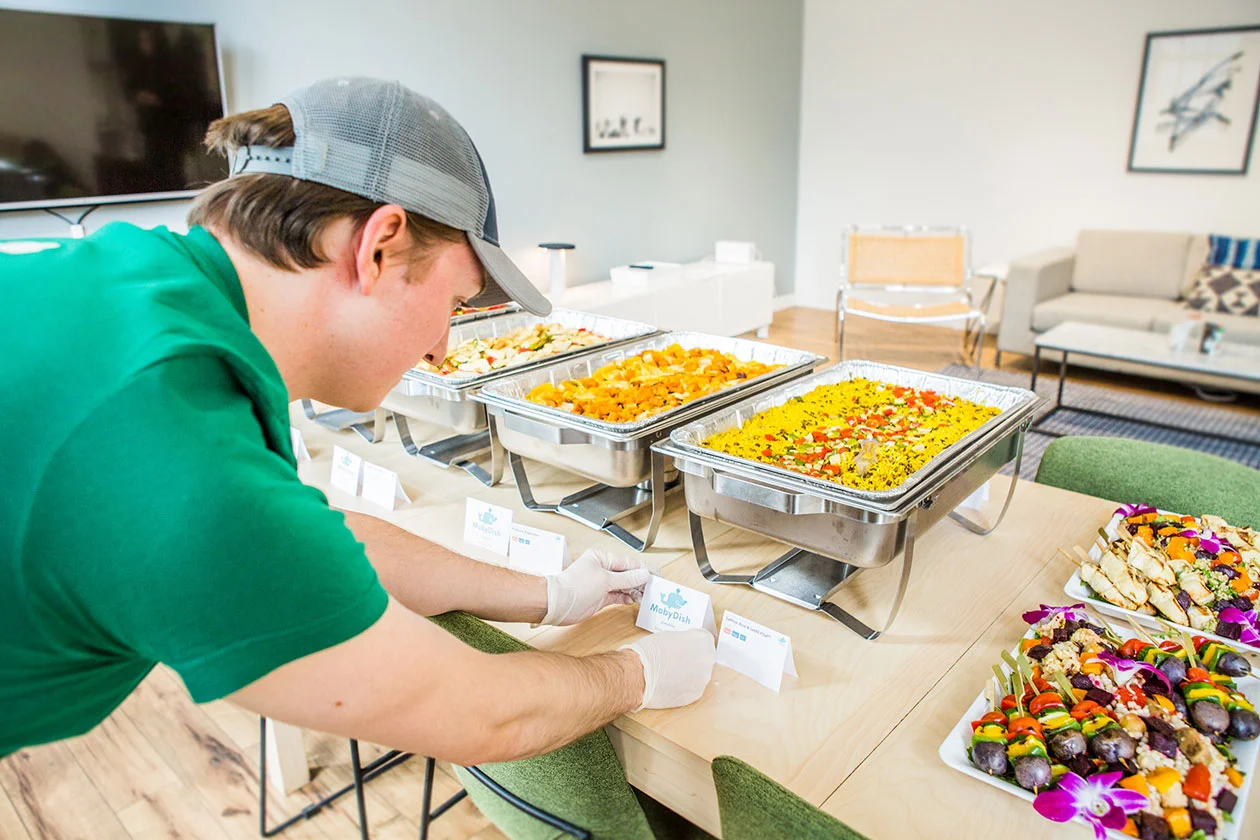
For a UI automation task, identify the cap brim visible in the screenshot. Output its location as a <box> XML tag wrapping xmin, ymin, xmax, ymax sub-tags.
<box><xmin>465</xmin><ymin>233</ymin><xmax>552</xmax><ymax>316</ymax></box>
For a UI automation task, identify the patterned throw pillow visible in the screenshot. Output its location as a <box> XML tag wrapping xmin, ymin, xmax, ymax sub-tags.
<box><xmin>1186</xmin><ymin>265</ymin><xmax>1260</xmax><ymax>317</ymax></box>
<box><xmin>1208</xmin><ymin>234</ymin><xmax>1260</xmax><ymax>271</ymax></box>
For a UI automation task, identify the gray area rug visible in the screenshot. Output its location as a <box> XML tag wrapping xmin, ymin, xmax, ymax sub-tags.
<box><xmin>936</xmin><ymin>364</ymin><xmax>1260</xmax><ymax>481</ymax></box>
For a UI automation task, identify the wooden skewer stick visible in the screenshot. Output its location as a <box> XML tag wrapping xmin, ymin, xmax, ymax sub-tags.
<box><xmin>1059</xmin><ymin>547</ymin><xmax>1084</xmax><ymax>567</ymax></box>
<box><xmin>1123</xmin><ymin>615</ymin><xmax>1157</xmax><ymax>645</ymax></box>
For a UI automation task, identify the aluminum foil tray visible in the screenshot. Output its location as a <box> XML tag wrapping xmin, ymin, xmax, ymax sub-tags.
<box><xmin>667</xmin><ymin>360</ymin><xmax>1040</xmax><ymax>506</ymax></box>
<box><xmin>475</xmin><ymin>332</ymin><xmax>825</xmax><ymax>439</ymax></box>
<box><xmin>397</xmin><ymin>308</ymin><xmax>659</xmax><ymax>398</ymax></box>
<box><xmin>449</xmin><ymin>302</ymin><xmax>519</xmax><ymax>326</ymax></box>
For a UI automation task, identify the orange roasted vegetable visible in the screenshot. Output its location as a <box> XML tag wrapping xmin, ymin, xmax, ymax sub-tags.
<box><xmin>525</xmin><ymin>344</ymin><xmax>779</xmax><ymax>424</ymax></box>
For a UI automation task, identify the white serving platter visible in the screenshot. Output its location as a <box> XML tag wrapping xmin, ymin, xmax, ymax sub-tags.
<box><xmin>939</xmin><ymin>617</ymin><xmax>1258</xmax><ymax>839</ymax></box>
<box><xmin>1063</xmin><ymin>509</ymin><xmax>1260</xmax><ymax>663</ymax></box>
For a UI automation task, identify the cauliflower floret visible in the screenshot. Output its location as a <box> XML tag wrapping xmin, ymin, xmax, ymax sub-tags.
<box><xmin>1071</xmin><ymin>628</ymin><xmax>1104</xmax><ymax>648</ymax></box>
<box><xmin>1161</xmin><ymin>781</ymin><xmax>1188</xmax><ymax>809</ymax></box>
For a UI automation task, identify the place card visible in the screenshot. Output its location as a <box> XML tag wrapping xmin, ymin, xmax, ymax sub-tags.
<box><xmin>715</xmin><ymin>610</ymin><xmax>798</xmax><ymax>692</ymax></box>
<box><xmin>290</xmin><ymin>427</ymin><xmax>311</xmax><ymax>464</ymax></box>
<box><xmin>361</xmin><ymin>461</ymin><xmax>411</xmax><ymax>511</ymax></box>
<box><xmin>959</xmin><ymin>480</ymin><xmax>990</xmax><ymax>512</ymax></box>
<box><xmin>508</xmin><ymin>523</ymin><xmax>567</xmax><ymax>576</ymax></box>
<box><xmin>330</xmin><ymin>445</ymin><xmax>363</xmax><ymax>495</ymax></box>
<box><xmin>464</xmin><ymin>498</ymin><xmax>514</xmax><ymax>556</ymax></box>
<box><xmin>636</xmin><ymin>576</ymin><xmax>716</xmax><ymax>634</ymax></box>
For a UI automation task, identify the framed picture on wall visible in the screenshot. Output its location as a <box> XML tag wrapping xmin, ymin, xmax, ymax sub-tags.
<box><xmin>582</xmin><ymin>55</ymin><xmax>665</xmax><ymax>153</ymax></box>
<box><xmin>1127</xmin><ymin>25</ymin><xmax>1260</xmax><ymax>175</ymax></box>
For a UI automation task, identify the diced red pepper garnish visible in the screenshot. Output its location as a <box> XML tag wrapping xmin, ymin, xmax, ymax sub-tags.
<box><xmin>761</xmin><ymin>448</ymin><xmax>773</xmax><ymax>457</ymax></box>
<box><xmin>764</xmin><ymin>434</ymin><xmax>776</xmax><ymax>441</ymax></box>
<box><xmin>1184</xmin><ymin>763</ymin><xmax>1211</xmax><ymax>802</ymax></box>
<box><xmin>820</xmin><ymin>463</ymin><xmax>841</xmax><ymax>475</ymax></box>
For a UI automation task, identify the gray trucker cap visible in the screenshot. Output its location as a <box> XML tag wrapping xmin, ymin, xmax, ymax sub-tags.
<box><xmin>229</xmin><ymin>77</ymin><xmax>551</xmax><ymax>316</ymax></box>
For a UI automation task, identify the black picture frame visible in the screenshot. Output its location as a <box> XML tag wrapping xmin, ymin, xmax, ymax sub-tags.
<box><xmin>1126</xmin><ymin>24</ymin><xmax>1260</xmax><ymax>175</ymax></box>
<box><xmin>581</xmin><ymin>55</ymin><xmax>666</xmax><ymax>153</ymax></box>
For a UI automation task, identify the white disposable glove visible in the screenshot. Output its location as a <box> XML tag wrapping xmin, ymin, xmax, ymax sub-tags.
<box><xmin>540</xmin><ymin>549</ymin><xmax>652</xmax><ymax>626</ymax></box>
<box><xmin>621</xmin><ymin>629</ymin><xmax>717</xmax><ymax>710</ymax></box>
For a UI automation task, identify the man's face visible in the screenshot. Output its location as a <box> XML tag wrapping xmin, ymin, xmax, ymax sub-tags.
<box><xmin>348</xmin><ymin>238</ymin><xmax>485</xmax><ymax>409</ymax></box>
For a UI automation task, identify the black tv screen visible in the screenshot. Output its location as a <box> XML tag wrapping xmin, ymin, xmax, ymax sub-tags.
<box><xmin>0</xmin><ymin>9</ymin><xmax>227</xmax><ymax>211</ymax></box>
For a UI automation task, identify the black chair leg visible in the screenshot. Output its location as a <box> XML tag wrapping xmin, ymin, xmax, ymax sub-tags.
<box><xmin>419</xmin><ymin>756</ymin><xmax>469</xmax><ymax>840</ymax></box>
<box><xmin>257</xmin><ymin>717</ymin><xmax>412</xmax><ymax>839</ymax></box>
<box><xmin>349</xmin><ymin>740</ymin><xmax>370</xmax><ymax>840</ymax></box>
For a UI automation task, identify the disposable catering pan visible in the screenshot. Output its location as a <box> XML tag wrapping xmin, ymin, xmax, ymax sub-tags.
<box><xmin>448</xmin><ymin>302</ymin><xmax>519</xmax><ymax>326</ymax></box>
<box><xmin>474</xmin><ymin>333</ymin><xmax>825</xmax><ymax>551</ymax></box>
<box><xmin>653</xmin><ymin>361</ymin><xmax>1041</xmax><ymax>639</ymax></box>
<box><xmin>380</xmin><ymin>309</ymin><xmax>659</xmax><ymax>485</ymax></box>
<box><xmin>298</xmin><ymin>304</ymin><xmax>523</xmax><ymax>436</ymax></box>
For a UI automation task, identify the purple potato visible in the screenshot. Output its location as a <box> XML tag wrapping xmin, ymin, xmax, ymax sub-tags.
<box><xmin>1216</xmin><ymin>650</ymin><xmax>1251</xmax><ymax>678</ymax></box>
<box><xmin>1157</xmin><ymin>655</ymin><xmax>1187</xmax><ymax>686</ymax></box>
<box><xmin>971</xmin><ymin>740</ymin><xmax>1009</xmax><ymax>776</ymax></box>
<box><xmin>1013</xmin><ymin>755</ymin><xmax>1052</xmax><ymax>792</ymax></box>
<box><xmin>1227</xmin><ymin>708</ymin><xmax>1260</xmax><ymax>740</ymax></box>
<box><xmin>1089</xmin><ymin>727</ymin><xmax>1136</xmax><ymax>763</ymax></box>
<box><xmin>1190</xmin><ymin>700</ymin><xmax>1230</xmax><ymax>735</ymax></box>
<box><xmin>1049</xmin><ymin>729</ymin><xmax>1087</xmax><ymax>761</ymax></box>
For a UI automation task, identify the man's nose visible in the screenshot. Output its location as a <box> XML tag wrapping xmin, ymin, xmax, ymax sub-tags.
<box><xmin>423</xmin><ymin>327</ymin><xmax>450</xmax><ymax>367</ymax></box>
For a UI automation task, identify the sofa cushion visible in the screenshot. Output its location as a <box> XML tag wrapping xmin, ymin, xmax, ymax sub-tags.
<box><xmin>1152</xmin><ymin>308</ymin><xmax>1260</xmax><ymax>347</ymax></box>
<box><xmin>1186</xmin><ymin>265</ymin><xmax>1260</xmax><ymax>317</ymax></box>
<box><xmin>1073</xmin><ymin>230</ymin><xmax>1191</xmax><ymax>300</ymax></box>
<box><xmin>1032</xmin><ymin>292</ymin><xmax>1187</xmax><ymax>332</ymax></box>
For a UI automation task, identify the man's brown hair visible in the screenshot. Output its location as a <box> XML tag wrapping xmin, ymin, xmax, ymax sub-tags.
<box><xmin>188</xmin><ymin>104</ymin><xmax>465</xmax><ymax>272</ymax></box>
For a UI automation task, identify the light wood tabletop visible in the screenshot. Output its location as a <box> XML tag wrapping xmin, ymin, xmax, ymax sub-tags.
<box><xmin>291</xmin><ymin>402</ymin><xmax>1139</xmax><ymax>838</ymax></box>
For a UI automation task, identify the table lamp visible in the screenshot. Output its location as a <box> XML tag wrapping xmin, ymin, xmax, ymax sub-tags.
<box><xmin>538</xmin><ymin>242</ymin><xmax>576</xmax><ymax>297</ymax></box>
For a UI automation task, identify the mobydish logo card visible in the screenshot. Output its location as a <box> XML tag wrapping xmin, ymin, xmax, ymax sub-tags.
<box><xmin>361</xmin><ymin>461</ymin><xmax>411</xmax><ymax>511</ymax></box>
<box><xmin>636</xmin><ymin>576</ymin><xmax>716</xmax><ymax>634</ymax></box>
<box><xmin>715</xmin><ymin>610</ymin><xmax>797</xmax><ymax>692</ymax></box>
<box><xmin>329</xmin><ymin>445</ymin><xmax>363</xmax><ymax>495</ymax></box>
<box><xmin>290</xmin><ymin>427</ymin><xmax>311</xmax><ymax>464</ymax></box>
<box><xmin>464</xmin><ymin>498</ymin><xmax>513</xmax><ymax>556</ymax></box>
<box><xmin>508</xmin><ymin>523</ymin><xmax>566</xmax><ymax>576</ymax></box>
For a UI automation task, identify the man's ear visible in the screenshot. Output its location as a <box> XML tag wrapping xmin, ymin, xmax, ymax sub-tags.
<box><xmin>353</xmin><ymin>204</ymin><xmax>410</xmax><ymax>295</ymax></box>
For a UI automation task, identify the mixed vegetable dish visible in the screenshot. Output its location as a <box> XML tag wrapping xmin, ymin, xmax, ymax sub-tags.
<box><xmin>970</xmin><ymin>605</ymin><xmax>1256</xmax><ymax>839</ymax></box>
<box><xmin>418</xmin><ymin>322</ymin><xmax>609</xmax><ymax>377</ymax></box>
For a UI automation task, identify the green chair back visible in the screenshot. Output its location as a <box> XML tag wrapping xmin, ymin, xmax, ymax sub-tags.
<box><xmin>1034</xmin><ymin>436</ymin><xmax>1260</xmax><ymax>529</ymax></box>
<box><xmin>429</xmin><ymin>611</ymin><xmax>655</xmax><ymax>840</ymax></box>
<box><xmin>711</xmin><ymin>756</ymin><xmax>869</xmax><ymax>840</ymax></box>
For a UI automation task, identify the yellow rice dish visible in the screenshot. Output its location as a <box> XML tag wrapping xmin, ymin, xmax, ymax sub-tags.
<box><xmin>702</xmin><ymin>378</ymin><xmax>999</xmax><ymax>492</ymax></box>
<box><xmin>525</xmin><ymin>344</ymin><xmax>781</xmax><ymax>424</ymax></box>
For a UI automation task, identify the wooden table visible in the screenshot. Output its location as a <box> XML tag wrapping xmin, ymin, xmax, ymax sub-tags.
<box><xmin>286</xmin><ymin>403</ymin><xmax>1192</xmax><ymax>839</ymax></box>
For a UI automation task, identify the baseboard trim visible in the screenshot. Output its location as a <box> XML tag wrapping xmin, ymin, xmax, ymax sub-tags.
<box><xmin>773</xmin><ymin>293</ymin><xmax>796</xmax><ymax>311</ymax></box>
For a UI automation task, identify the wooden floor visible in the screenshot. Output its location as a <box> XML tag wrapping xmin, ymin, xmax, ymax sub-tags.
<box><xmin>4</xmin><ymin>307</ymin><xmax>1257</xmax><ymax>840</ymax></box>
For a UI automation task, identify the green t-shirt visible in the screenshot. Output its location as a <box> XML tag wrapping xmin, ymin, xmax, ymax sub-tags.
<box><xmin>0</xmin><ymin>223</ymin><xmax>389</xmax><ymax>756</ymax></box>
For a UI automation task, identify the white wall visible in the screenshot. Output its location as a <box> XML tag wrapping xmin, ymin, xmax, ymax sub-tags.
<box><xmin>795</xmin><ymin>0</ymin><xmax>1260</xmax><ymax>310</ymax></box>
<box><xmin>0</xmin><ymin>0</ymin><xmax>804</xmax><ymax>293</ymax></box>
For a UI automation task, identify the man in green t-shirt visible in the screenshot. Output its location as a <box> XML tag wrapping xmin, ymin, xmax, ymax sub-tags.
<box><xmin>0</xmin><ymin>77</ymin><xmax>715</xmax><ymax>762</ymax></box>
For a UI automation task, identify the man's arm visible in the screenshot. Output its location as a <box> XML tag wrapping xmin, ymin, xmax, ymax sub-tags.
<box><xmin>229</xmin><ymin>599</ymin><xmax>711</xmax><ymax>765</ymax></box>
<box><xmin>342</xmin><ymin>510</ymin><xmax>549</xmax><ymax>622</ymax></box>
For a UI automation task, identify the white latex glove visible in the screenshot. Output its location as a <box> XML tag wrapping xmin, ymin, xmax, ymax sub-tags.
<box><xmin>540</xmin><ymin>549</ymin><xmax>652</xmax><ymax>626</ymax></box>
<box><xmin>621</xmin><ymin>629</ymin><xmax>716</xmax><ymax>710</ymax></box>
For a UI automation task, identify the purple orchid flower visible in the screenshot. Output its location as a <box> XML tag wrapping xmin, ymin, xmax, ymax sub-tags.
<box><xmin>1034</xmin><ymin>771</ymin><xmax>1148</xmax><ymax>840</ymax></box>
<box><xmin>1115</xmin><ymin>503</ymin><xmax>1156</xmax><ymax>518</ymax></box>
<box><xmin>1098</xmin><ymin>649</ymin><xmax>1172</xmax><ymax>695</ymax></box>
<box><xmin>1218</xmin><ymin>607</ymin><xmax>1260</xmax><ymax>646</ymax></box>
<box><xmin>1022</xmin><ymin>603</ymin><xmax>1089</xmax><ymax>625</ymax></box>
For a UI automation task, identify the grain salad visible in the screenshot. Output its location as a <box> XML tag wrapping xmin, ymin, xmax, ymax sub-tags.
<box><xmin>702</xmin><ymin>377</ymin><xmax>1000</xmax><ymax>492</ymax></box>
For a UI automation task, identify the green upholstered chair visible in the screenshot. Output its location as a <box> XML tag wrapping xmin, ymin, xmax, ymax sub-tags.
<box><xmin>428</xmin><ymin>611</ymin><xmax>656</xmax><ymax>840</ymax></box>
<box><xmin>711</xmin><ymin>756</ymin><xmax>870</xmax><ymax>840</ymax></box>
<box><xmin>1034</xmin><ymin>436</ymin><xmax>1260</xmax><ymax>529</ymax></box>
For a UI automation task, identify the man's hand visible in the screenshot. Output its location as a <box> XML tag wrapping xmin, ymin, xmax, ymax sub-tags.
<box><xmin>541</xmin><ymin>549</ymin><xmax>652</xmax><ymax>626</ymax></box>
<box><xmin>622</xmin><ymin>629</ymin><xmax>716</xmax><ymax>710</ymax></box>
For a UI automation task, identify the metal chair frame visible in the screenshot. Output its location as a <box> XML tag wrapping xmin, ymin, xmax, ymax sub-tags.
<box><xmin>256</xmin><ymin>718</ymin><xmax>589</xmax><ymax>840</ymax></box>
<box><xmin>835</xmin><ymin>224</ymin><xmax>985</xmax><ymax>377</ymax></box>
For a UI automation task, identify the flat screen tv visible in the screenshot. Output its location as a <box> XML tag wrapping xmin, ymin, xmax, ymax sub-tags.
<box><xmin>0</xmin><ymin>9</ymin><xmax>227</xmax><ymax>211</ymax></box>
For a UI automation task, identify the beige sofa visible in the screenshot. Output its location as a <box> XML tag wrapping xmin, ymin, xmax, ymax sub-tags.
<box><xmin>997</xmin><ymin>229</ymin><xmax>1260</xmax><ymax>394</ymax></box>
